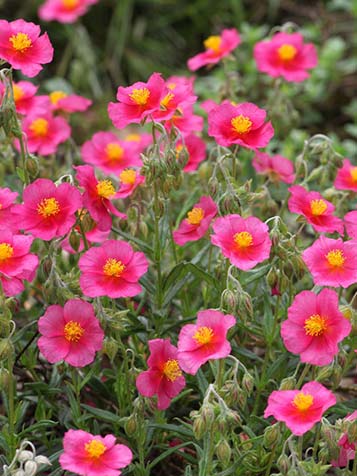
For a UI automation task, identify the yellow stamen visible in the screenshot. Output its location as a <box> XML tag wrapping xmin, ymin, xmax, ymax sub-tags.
<box><xmin>293</xmin><ymin>392</ymin><xmax>314</xmax><ymax>412</ymax></box>
<box><xmin>49</xmin><ymin>90</ymin><xmax>67</xmax><ymax>106</ymax></box>
<box><xmin>160</xmin><ymin>92</ymin><xmax>175</xmax><ymax>109</ymax></box>
<box><xmin>96</xmin><ymin>180</ymin><xmax>115</xmax><ymax>199</ymax></box>
<box><xmin>103</xmin><ymin>258</ymin><xmax>125</xmax><ymax>277</ymax></box>
<box><xmin>326</xmin><ymin>249</ymin><xmax>345</xmax><ymax>268</ymax></box>
<box><xmin>37</xmin><ymin>197</ymin><xmax>60</xmax><ymax>218</ymax></box>
<box><xmin>278</xmin><ymin>44</ymin><xmax>297</xmax><ymax>61</ymax></box>
<box><xmin>187</xmin><ymin>207</ymin><xmax>204</xmax><ymax>225</ymax></box>
<box><xmin>29</xmin><ymin>118</ymin><xmax>49</xmax><ymax>138</ymax></box>
<box><xmin>84</xmin><ymin>439</ymin><xmax>106</xmax><ymax>459</ymax></box>
<box><xmin>64</xmin><ymin>321</ymin><xmax>84</xmax><ymax>342</ymax></box>
<box><xmin>125</xmin><ymin>133</ymin><xmax>141</xmax><ymax>142</ymax></box>
<box><xmin>129</xmin><ymin>88</ymin><xmax>150</xmax><ymax>106</ymax></box>
<box><xmin>231</xmin><ymin>115</ymin><xmax>253</xmax><ymax>135</ymax></box>
<box><xmin>204</xmin><ymin>35</ymin><xmax>222</xmax><ymax>53</ymax></box>
<box><xmin>304</xmin><ymin>314</ymin><xmax>328</xmax><ymax>337</ymax></box>
<box><xmin>105</xmin><ymin>143</ymin><xmax>124</xmax><ymax>162</ymax></box>
<box><xmin>62</xmin><ymin>0</ymin><xmax>80</xmax><ymax>9</ymax></box>
<box><xmin>119</xmin><ymin>169</ymin><xmax>136</xmax><ymax>185</ymax></box>
<box><xmin>12</xmin><ymin>84</ymin><xmax>24</xmax><ymax>102</ymax></box>
<box><xmin>234</xmin><ymin>231</ymin><xmax>253</xmax><ymax>249</ymax></box>
<box><xmin>310</xmin><ymin>199</ymin><xmax>327</xmax><ymax>216</ymax></box>
<box><xmin>162</xmin><ymin>359</ymin><xmax>182</xmax><ymax>382</ymax></box>
<box><xmin>167</xmin><ymin>82</ymin><xmax>176</xmax><ymax>90</ymax></box>
<box><xmin>0</xmin><ymin>243</ymin><xmax>14</xmax><ymax>262</ymax></box>
<box><xmin>193</xmin><ymin>326</ymin><xmax>214</xmax><ymax>345</ymax></box>
<box><xmin>350</xmin><ymin>167</ymin><xmax>357</xmax><ymax>183</ymax></box>
<box><xmin>9</xmin><ymin>33</ymin><xmax>32</xmax><ymax>53</ymax></box>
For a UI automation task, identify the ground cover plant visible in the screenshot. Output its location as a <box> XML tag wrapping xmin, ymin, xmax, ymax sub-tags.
<box><xmin>0</xmin><ymin>1</ymin><xmax>357</xmax><ymax>475</ymax></box>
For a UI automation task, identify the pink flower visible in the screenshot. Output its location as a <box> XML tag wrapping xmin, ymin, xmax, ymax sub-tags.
<box><xmin>173</xmin><ymin>196</ymin><xmax>217</xmax><ymax>246</ymax></box>
<box><xmin>334</xmin><ymin>159</ymin><xmax>357</xmax><ymax>192</ymax></box>
<box><xmin>0</xmin><ymin>81</ymin><xmax>44</xmax><ymax>115</ymax></box>
<box><xmin>124</xmin><ymin>131</ymin><xmax>152</xmax><ymax>153</ymax></box>
<box><xmin>0</xmin><ymin>231</ymin><xmax>38</xmax><ymax>296</ymax></box>
<box><xmin>331</xmin><ymin>411</ymin><xmax>357</xmax><ymax>467</ymax></box>
<box><xmin>48</xmin><ymin>90</ymin><xmax>92</xmax><ymax>113</ymax></box>
<box><xmin>288</xmin><ymin>185</ymin><xmax>343</xmax><ymax>234</ymax></box>
<box><xmin>264</xmin><ymin>381</ymin><xmax>336</xmax><ymax>436</ymax></box>
<box><xmin>20</xmin><ymin>110</ymin><xmax>71</xmax><ymax>156</ymax></box>
<box><xmin>12</xmin><ymin>178</ymin><xmax>82</xmax><ymax>241</ymax></box>
<box><xmin>152</xmin><ymin>79</ymin><xmax>197</xmax><ymax>121</ymax></box>
<box><xmin>136</xmin><ymin>338</ymin><xmax>186</xmax><ymax>410</ymax></box>
<box><xmin>39</xmin><ymin>0</ymin><xmax>99</xmax><ymax>24</ymax></box>
<box><xmin>176</xmin><ymin>134</ymin><xmax>206</xmax><ymax>172</ymax></box>
<box><xmin>208</xmin><ymin>101</ymin><xmax>274</xmax><ymax>149</ymax></box>
<box><xmin>38</xmin><ymin>299</ymin><xmax>104</xmax><ymax>367</ymax></box>
<box><xmin>302</xmin><ymin>236</ymin><xmax>357</xmax><ymax>288</ymax></box>
<box><xmin>281</xmin><ymin>289</ymin><xmax>351</xmax><ymax>366</ymax></box>
<box><xmin>254</xmin><ymin>32</ymin><xmax>318</xmax><ymax>82</ymax></box>
<box><xmin>81</xmin><ymin>131</ymin><xmax>142</xmax><ymax>175</ymax></box>
<box><xmin>74</xmin><ymin>165</ymin><xmax>126</xmax><ymax>231</ymax></box>
<box><xmin>344</xmin><ymin>211</ymin><xmax>357</xmax><ymax>239</ymax></box>
<box><xmin>79</xmin><ymin>239</ymin><xmax>148</xmax><ymax>298</ymax></box>
<box><xmin>59</xmin><ymin>429</ymin><xmax>132</xmax><ymax>476</ymax></box>
<box><xmin>188</xmin><ymin>29</ymin><xmax>241</xmax><ymax>71</ymax></box>
<box><xmin>177</xmin><ymin>309</ymin><xmax>236</xmax><ymax>375</ymax></box>
<box><xmin>0</xmin><ymin>19</ymin><xmax>53</xmax><ymax>77</ymax></box>
<box><xmin>116</xmin><ymin>169</ymin><xmax>145</xmax><ymax>199</ymax></box>
<box><xmin>108</xmin><ymin>72</ymin><xmax>165</xmax><ymax>129</ymax></box>
<box><xmin>211</xmin><ymin>214</ymin><xmax>272</xmax><ymax>271</ymax></box>
<box><xmin>0</xmin><ymin>187</ymin><xmax>19</xmax><ymax>232</ymax></box>
<box><xmin>200</xmin><ymin>99</ymin><xmax>219</xmax><ymax>114</ymax></box>
<box><xmin>165</xmin><ymin>104</ymin><xmax>204</xmax><ymax>135</ymax></box>
<box><xmin>252</xmin><ymin>151</ymin><xmax>295</xmax><ymax>184</ymax></box>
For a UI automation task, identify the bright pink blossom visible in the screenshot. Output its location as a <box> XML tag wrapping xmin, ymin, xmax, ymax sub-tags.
<box><xmin>334</xmin><ymin>159</ymin><xmax>357</xmax><ymax>192</ymax></box>
<box><xmin>39</xmin><ymin>0</ymin><xmax>99</xmax><ymax>24</ymax></box>
<box><xmin>332</xmin><ymin>411</ymin><xmax>357</xmax><ymax>467</ymax></box>
<box><xmin>344</xmin><ymin>211</ymin><xmax>357</xmax><ymax>239</ymax></box>
<box><xmin>136</xmin><ymin>338</ymin><xmax>186</xmax><ymax>410</ymax></box>
<box><xmin>59</xmin><ymin>429</ymin><xmax>132</xmax><ymax>476</ymax></box>
<box><xmin>152</xmin><ymin>79</ymin><xmax>197</xmax><ymax>121</ymax></box>
<box><xmin>38</xmin><ymin>299</ymin><xmax>104</xmax><ymax>367</ymax></box>
<box><xmin>176</xmin><ymin>134</ymin><xmax>206</xmax><ymax>172</ymax></box>
<box><xmin>173</xmin><ymin>196</ymin><xmax>217</xmax><ymax>246</ymax></box>
<box><xmin>188</xmin><ymin>29</ymin><xmax>241</xmax><ymax>71</ymax></box>
<box><xmin>200</xmin><ymin>99</ymin><xmax>219</xmax><ymax>114</ymax></box>
<box><xmin>211</xmin><ymin>214</ymin><xmax>272</xmax><ymax>271</ymax></box>
<box><xmin>281</xmin><ymin>289</ymin><xmax>351</xmax><ymax>366</ymax></box>
<box><xmin>0</xmin><ymin>81</ymin><xmax>45</xmax><ymax>115</ymax></box>
<box><xmin>12</xmin><ymin>178</ymin><xmax>82</xmax><ymax>241</ymax></box>
<box><xmin>288</xmin><ymin>185</ymin><xmax>343</xmax><ymax>234</ymax></box>
<box><xmin>253</xmin><ymin>151</ymin><xmax>295</xmax><ymax>184</ymax></box>
<box><xmin>177</xmin><ymin>309</ymin><xmax>236</xmax><ymax>375</ymax></box>
<box><xmin>302</xmin><ymin>236</ymin><xmax>357</xmax><ymax>288</ymax></box>
<box><xmin>254</xmin><ymin>32</ymin><xmax>318</xmax><ymax>82</ymax></box>
<box><xmin>124</xmin><ymin>132</ymin><xmax>152</xmax><ymax>153</ymax></box>
<box><xmin>264</xmin><ymin>381</ymin><xmax>336</xmax><ymax>436</ymax></box>
<box><xmin>47</xmin><ymin>90</ymin><xmax>92</xmax><ymax>113</ymax></box>
<box><xmin>208</xmin><ymin>101</ymin><xmax>274</xmax><ymax>149</ymax></box>
<box><xmin>116</xmin><ymin>169</ymin><xmax>145</xmax><ymax>199</ymax></box>
<box><xmin>165</xmin><ymin>104</ymin><xmax>204</xmax><ymax>135</ymax></box>
<box><xmin>79</xmin><ymin>239</ymin><xmax>148</xmax><ymax>298</ymax></box>
<box><xmin>0</xmin><ymin>187</ymin><xmax>19</xmax><ymax>232</ymax></box>
<box><xmin>0</xmin><ymin>19</ymin><xmax>53</xmax><ymax>77</ymax></box>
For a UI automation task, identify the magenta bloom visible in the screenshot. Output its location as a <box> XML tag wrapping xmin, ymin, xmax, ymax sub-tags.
<box><xmin>108</xmin><ymin>72</ymin><xmax>165</xmax><ymax>129</ymax></box>
<box><xmin>59</xmin><ymin>429</ymin><xmax>132</xmax><ymax>476</ymax></box>
<box><xmin>281</xmin><ymin>289</ymin><xmax>351</xmax><ymax>366</ymax></box>
<box><xmin>165</xmin><ymin>104</ymin><xmax>204</xmax><ymax>135</ymax></box>
<box><xmin>74</xmin><ymin>165</ymin><xmax>126</xmax><ymax>231</ymax></box>
<box><xmin>264</xmin><ymin>381</ymin><xmax>336</xmax><ymax>436</ymax></box>
<box><xmin>211</xmin><ymin>214</ymin><xmax>272</xmax><ymax>271</ymax></box>
<box><xmin>332</xmin><ymin>411</ymin><xmax>357</xmax><ymax>467</ymax></box>
<box><xmin>188</xmin><ymin>29</ymin><xmax>241</xmax><ymax>71</ymax></box>
<box><xmin>116</xmin><ymin>169</ymin><xmax>145</xmax><ymax>199</ymax></box>
<box><xmin>345</xmin><ymin>211</ymin><xmax>357</xmax><ymax>239</ymax></box>
<box><xmin>176</xmin><ymin>134</ymin><xmax>206</xmax><ymax>172</ymax></box>
<box><xmin>288</xmin><ymin>185</ymin><xmax>343</xmax><ymax>234</ymax></box>
<box><xmin>152</xmin><ymin>79</ymin><xmax>197</xmax><ymax>122</ymax></box>
<box><xmin>177</xmin><ymin>309</ymin><xmax>235</xmax><ymax>375</ymax></box>
<box><xmin>12</xmin><ymin>178</ymin><xmax>82</xmax><ymax>241</ymax></box>
<box><xmin>334</xmin><ymin>159</ymin><xmax>357</xmax><ymax>192</ymax></box>
<box><xmin>0</xmin><ymin>187</ymin><xmax>19</xmax><ymax>232</ymax></box>
<box><xmin>253</xmin><ymin>151</ymin><xmax>295</xmax><ymax>184</ymax></box>
<box><xmin>0</xmin><ymin>19</ymin><xmax>53</xmax><ymax>77</ymax></box>
<box><xmin>254</xmin><ymin>32</ymin><xmax>318</xmax><ymax>82</ymax></box>
<box><xmin>302</xmin><ymin>236</ymin><xmax>357</xmax><ymax>288</ymax></box>
<box><xmin>173</xmin><ymin>196</ymin><xmax>217</xmax><ymax>246</ymax></box>
<box><xmin>208</xmin><ymin>101</ymin><xmax>274</xmax><ymax>149</ymax></box>
<box><xmin>136</xmin><ymin>339</ymin><xmax>186</xmax><ymax>410</ymax></box>
<box><xmin>38</xmin><ymin>299</ymin><xmax>104</xmax><ymax>367</ymax></box>
<box><xmin>125</xmin><ymin>131</ymin><xmax>152</xmax><ymax>153</ymax></box>
<box><xmin>39</xmin><ymin>0</ymin><xmax>99</xmax><ymax>24</ymax></box>
<box><xmin>0</xmin><ymin>231</ymin><xmax>38</xmax><ymax>296</ymax></box>
<box><xmin>0</xmin><ymin>81</ymin><xmax>41</xmax><ymax>115</ymax></box>
<box><xmin>79</xmin><ymin>239</ymin><xmax>149</xmax><ymax>298</ymax></box>
<box><xmin>48</xmin><ymin>90</ymin><xmax>92</xmax><ymax>113</ymax></box>
<box><xmin>81</xmin><ymin>131</ymin><xmax>141</xmax><ymax>175</ymax></box>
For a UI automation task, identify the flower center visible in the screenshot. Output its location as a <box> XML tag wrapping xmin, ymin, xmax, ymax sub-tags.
<box><xmin>234</xmin><ymin>231</ymin><xmax>253</xmax><ymax>249</ymax></box>
<box><xmin>103</xmin><ymin>258</ymin><xmax>125</xmax><ymax>277</ymax></box>
<box><xmin>37</xmin><ymin>197</ymin><xmax>61</xmax><ymax>218</ymax></box>
<box><xmin>0</xmin><ymin>243</ymin><xmax>14</xmax><ymax>262</ymax></box>
<box><xmin>310</xmin><ymin>199</ymin><xmax>327</xmax><ymax>216</ymax></box>
<box><xmin>162</xmin><ymin>359</ymin><xmax>182</xmax><ymax>382</ymax></box>
<box><xmin>304</xmin><ymin>314</ymin><xmax>328</xmax><ymax>337</ymax></box>
<box><xmin>204</xmin><ymin>35</ymin><xmax>222</xmax><ymax>53</ymax></box>
<box><xmin>160</xmin><ymin>92</ymin><xmax>175</xmax><ymax>109</ymax></box>
<box><xmin>84</xmin><ymin>439</ymin><xmax>106</xmax><ymax>459</ymax></box>
<box><xmin>326</xmin><ymin>249</ymin><xmax>345</xmax><ymax>268</ymax></box>
<box><xmin>105</xmin><ymin>143</ymin><xmax>124</xmax><ymax>162</ymax></box>
<box><xmin>187</xmin><ymin>207</ymin><xmax>204</xmax><ymax>225</ymax></box>
<box><xmin>293</xmin><ymin>392</ymin><xmax>314</xmax><ymax>412</ymax></box>
<box><xmin>129</xmin><ymin>88</ymin><xmax>150</xmax><ymax>106</ymax></box>
<box><xmin>49</xmin><ymin>90</ymin><xmax>68</xmax><ymax>105</ymax></box>
<box><xmin>231</xmin><ymin>115</ymin><xmax>253</xmax><ymax>135</ymax></box>
<box><xmin>9</xmin><ymin>32</ymin><xmax>32</xmax><ymax>53</ymax></box>
<box><xmin>350</xmin><ymin>167</ymin><xmax>357</xmax><ymax>183</ymax></box>
<box><xmin>29</xmin><ymin>118</ymin><xmax>49</xmax><ymax>138</ymax></box>
<box><xmin>96</xmin><ymin>180</ymin><xmax>115</xmax><ymax>199</ymax></box>
<box><xmin>119</xmin><ymin>169</ymin><xmax>136</xmax><ymax>185</ymax></box>
<box><xmin>126</xmin><ymin>133</ymin><xmax>141</xmax><ymax>142</ymax></box>
<box><xmin>62</xmin><ymin>0</ymin><xmax>80</xmax><ymax>9</ymax></box>
<box><xmin>193</xmin><ymin>326</ymin><xmax>214</xmax><ymax>345</ymax></box>
<box><xmin>12</xmin><ymin>84</ymin><xmax>24</xmax><ymax>102</ymax></box>
<box><xmin>278</xmin><ymin>44</ymin><xmax>297</xmax><ymax>61</ymax></box>
<box><xmin>64</xmin><ymin>320</ymin><xmax>84</xmax><ymax>342</ymax></box>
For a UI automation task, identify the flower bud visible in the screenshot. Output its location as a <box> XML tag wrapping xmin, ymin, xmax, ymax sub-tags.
<box><xmin>0</xmin><ymin>367</ymin><xmax>10</xmax><ymax>390</ymax></box>
<box><xmin>139</xmin><ymin>221</ymin><xmax>148</xmax><ymax>238</ymax></box>
<box><xmin>201</xmin><ymin>404</ymin><xmax>215</xmax><ymax>430</ymax></box>
<box><xmin>69</xmin><ymin>230</ymin><xmax>81</xmax><ymax>252</ymax></box>
<box><xmin>0</xmin><ymin>338</ymin><xmax>14</xmax><ymax>359</ymax></box>
<box><xmin>198</xmin><ymin>162</ymin><xmax>213</xmax><ymax>181</ymax></box>
<box><xmin>242</xmin><ymin>372</ymin><xmax>254</xmax><ymax>395</ymax></box>
<box><xmin>279</xmin><ymin>376</ymin><xmax>296</xmax><ymax>390</ymax></box>
<box><xmin>34</xmin><ymin>455</ymin><xmax>51</xmax><ymax>466</ymax></box>
<box><xmin>332</xmin><ymin>364</ymin><xmax>343</xmax><ymax>387</ymax></box>
<box><xmin>208</xmin><ymin>177</ymin><xmax>219</xmax><ymax>196</ymax></box>
<box><xmin>316</xmin><ymin>365</ymin><xmax>333</xmax><ymax>382</ymax></box>
<box><xmin>124</xmin><ymin>414</ymin><xmax>138</xmax><ymax>437</ymax></box>
<box><xmin>26</xmin><ymin>156</ymin><xmax>39</xmax><ymax>178</ymax></box>
<box><xmin>102</xmin><ymin>337</ymin><xmax>119</xmax><ymax>361</ymax></box>
<box><xmin>18</xmin><ymin>450</ymin><xmax>34</xmax><ymax>462</ymax></box>
<box><xmin>277</xmin><ymin>454</ymin><xmax>290</xmax><ymax>474</ymax></box>
<box><xmin>347</xmin><ymin>421</ymin><xmax>357</xmax><ymax>442</ymax></box>
<box><xmin>215</xmin><ymin>438</ymin><xmax>231</xmax><ymax>466</ymax></box>
<box><xmin>192</xmin><ymin>416</ymin><xmax>205</xmax><ymax>440</ymax></box>
<box><xmin>263</xmin><ymin>423</ymin><xmax>281</xmax><ymax>448</ymax></box>
<box><xmin>81</xmin><ymin>212</ymin><xmax>95</xmax><ymax>233</ymax></box>
<box><xmin>221</xmin><ymin>289</ymin><xmax>237</xmax><ymax>313</ymax></box>
<box><xmin>24</xmin><ymin>460</ymin><xmax>38</xmax><ymax>476</ymax></box>
<box><xmin>340</xmin><ymin>305</ymin><xmax>352</xmax><ymax>321</ymax></box>
<box><xmin>13</xmin><ymin>471</ymin><xmax>26</xmax><ymax>476</ymax></box>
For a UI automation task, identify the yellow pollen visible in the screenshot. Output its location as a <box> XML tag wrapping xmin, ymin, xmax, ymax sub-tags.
<box><xmin>49</xmin><ymin>90</ymin><xmax>68</xmax><ymax>105</ymax></box>
<box><xmin>304</xmin><ymin>314</ymin><xmax>328</xmax><ymax>337</ymax></box>
<box><xmin>120</xmin><ymin>169</ymin><xmax>136</xmax><ymax>185</ymax></box>
<box><xmin>37</xmin><ymin>197</ymin><xmax>60</xmax><ymax>218</ymax></box>
<box><xmin>29</xmin><ymin>118</ymin><xmax>49</xmax><ymax>138</ymax></box>
<box><xmin>12</xmin><ymin>84</ymin><xmax>24</xmax><ymax>102</ymax></box>
<box><xmin>105</xmin><ymin>143</ymin><xmax>124</xmax><ymax>162</ymax></box>
<box><xmin>167</xmin><ymin>82</ymin><xmax>176</xmax><ymax>90</ymax></box>
<box><xmin>9</xmin><ymin>32</ymin><xmax>32</xmax><ymax>53</ymax></box>
<box><xmin>84</xmin><ymin>439</ymin><xmax>106</xmax><ymax>459</ymax></box>
<box><xmin>162</xmin><ymin>359</ymin><xmax>182</xmax><ymax>382</ymax></box>
<box><xmin>326</xmin><ymin>249</ymin><xmax>345</xmax><ymax>268</ymax></box>
<box><xmin>187</xmin><ymin>207</ymin><xmax>204</xmax><ymax>225</ymax></box>
<box><xmin>231</xmin><ymin>115</ymin><xmax>253</xmax><ymax>135</ymax></box>
<box><xmin>234</xmin><ymin>231</ymin><xmax>253</xmax><ymax>249</ymax></box>
<box><xmin>126</xmin><ymin>133</ymin><xmax>141</xmax><ymax>142</ymax></box>
<box><xmin>103</xmin><ymin>258</ymin><xmax>125</xmax><ymax>277</ymax></box>
<box><xmin>278</xmin><ymin>44</ymin><xmax>297</xmax><ymax>61</ymax></box>
<box><xmin>293</xmin><ymin>392</ymin><xmax>314</xmax><ymax>412</ymax></box>
<box><xmin>96</xmin><ymin>180</ymin><xmax>115</xmax><ymax>199</ymax></box>
<box><xmin>193</xmin><ymin>326</ymin><xmax>214</xmax><ymax>345</ymax></box>
<box><xmin>175</xmin><ymin>144</ymin><xmax>184</xmax><ymax>158</ymax></box>
<box><xmin>129</xmin><ymin>88</ymin><xmax>150</xmax><ymax>106</ymax></box>
<box><xmin>64</xmin><ymin>321</ymin><xmax>84</xmax><ymax>342</ymax></box>
<box><xmin>310</xmin><ymin>199</ymin><xmax>327</xmax><ymax>216</ymax></box>
<box><xmin>62</xmin><ymin>0</ymin><xmax>80</xmax><ymax>9</ymax></box>
<box><xmin>0</xmin><ymin>243</ymin><xmax>14</xmax><ymax>262</ymax></box>
<box><xmin>204</xmin><ymin>35</ymin><xmax>222</xmax><ymax>53</ymax></box>
<box><xmin>160</xmin><ymin>92</ymin><xmax>175</xmax><ymax>109</ymax></box>
<box><xmin>350</xmin><ymin>167</ymin><xmax>357</xmax><ymax>183</ymax></box>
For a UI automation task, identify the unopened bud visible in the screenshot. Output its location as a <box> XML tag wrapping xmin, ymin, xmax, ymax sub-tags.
<box><xmin>201</xmin><ymin>404</ymin><xmax>215</xmax><ymax>429</ymax></box>
<box><xmin>13</xmin><ymin>471</ymin><xmax>26</xmax><ymax>476</ymax></box>
<box><xmin>18</xmin><ymin>450</ymin><xmax>34</xmax><ymax>462</ymax></box>
<box><xmin>26</xmin><ymin>156</ymin><xmax>39</xmax><ymax>177</ymax></box>
<box><xmin>242</xmin><ymin>372</ymin><xmax>254</xmax><ymax>395</ymax></box>
<box><xmin>348</xmin><ymin>421</ymin><xmax>357</xmax><ymax>442</ymax></box>
<box><xmin>277</xmin><ymin>454</ymin><xmax>290</xmax><ymax>474</ymax></box>
<box><xmin>263</xmin><ymin>423</ymin><xmax>280</xmax><ymax>448</ymax></box>
<box><xmin>208</xmin><ymin>177</ymin><xmax>219</xmax><ymax>196</ymax></box>
<box><xmin>192</xmin><ymin>416</ymin><xmax>205</xmax><ymax>440</ymax></box>
<box><xmin>69</xmin><ymin>230</ymin><xmax>81</xmax><ymax>252</ymax></box>
<box><xmin>102</xmin><ymin>337</ymin><xmax>119</xmax><ymax>361</ymax></box>
<box><xmin>279</xmin><ymin>376</ymin><xmax>296</xmax><ymax>390</ymax></box>
<box><xmin>222</xmin><ymin>289</ymin><xmax>237</xmax><ymax>313</ymax></box>
<box><xmin>316</xmin><ymin>365</ymin><xmax>333</xmax><ymax>382</ymax></box>
<box><xmin>0</xmin><ymin>338</ymin><xmax>14</xmax><ymax>359</ymax></box>
<box><xmin>0</xmin><ymin>367</ymin><xmax>10</xmax><ymax>390</ymax></box>
<box><xmin>124</xmin><ymin>414</ymin><xmax>138</xmax><ymax>437</ymax></box>
<box><xmin>332</xmin><ymin>364</ymin><xmax>343</xmax><ymax>387</ymax></box>
<box><xmin>81</xmin><ymin>212</ymin><xmax>95</xmax><ymax>233</ymax></box>
<box><xmin>215</xmin><ymin>438</ymin><xmax>231</xmax><ymax>465</ymax></box>
<box><xmin>266</xmin><ymin>268</ymin><xmax>278</xmax><ymax>288</ymax></box>
<box><xmin>24</xmin><ymin>460</ymin><xmax>37</xmax><ymax>476</ymax></box>
<box><xmin>34</xmin><ymin>455</ymin><xmax>51</xmax><ymax>466</ymax></box>
<box><xmin>340</xmin><ymin>305</ymin><xmax>352</xmax><ymax>320</ymax></box>
<box><xmin>198</xmin><ymin>162</ymin><xmax>213</xmax><ymax>181</ymax></box>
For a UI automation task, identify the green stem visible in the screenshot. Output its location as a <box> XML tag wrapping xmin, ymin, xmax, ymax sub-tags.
<box><xmin>312</xmin><ymin>423</ymin><xmax>321</xmax><ymax>460</ymax></box>
<box><xmin>297</xmin><ymin>435</ymin><xmax>303</xmax><ymax>460</ymax></box>
<box><xmin>153</xmin><ymin>182</ymin><xmax>162</xmax><ymax>309</ymax></box>
<box><xmin>7</xmin><ymin>354</ymin><xmax>16</xmax><ymax>459</ymax></box>
<box><xmin>264</xmin><ymin>444</ymin><xmax>277</xmax><ymax>476</ymax></box>
<box><xmin>296</xmin><ymin>364</ymin><xmax>311</xmax><ymax>388</ymax></box>
<box><xmin>18</xmin><ymin>134</ymin><xmax>29</xmax><ymax>185</ymax></box>
<box><xmin>78</xmin><ymin>216</ymin><xmax>90</xmax><ymax>251</ymax></box>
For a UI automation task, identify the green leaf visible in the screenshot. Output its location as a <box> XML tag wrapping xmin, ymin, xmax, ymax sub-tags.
<box><xmin>81</xmin><ymin>404</ymin><xmax>124</xmax><ymax>424</ymax></box>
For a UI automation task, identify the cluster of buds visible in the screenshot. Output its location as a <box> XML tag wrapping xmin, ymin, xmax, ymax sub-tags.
<box><xmin>3</xmin><ymin>441</ymin><xmax>51</xmax><ymax>476</ymax></box>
